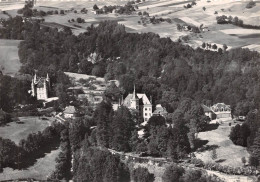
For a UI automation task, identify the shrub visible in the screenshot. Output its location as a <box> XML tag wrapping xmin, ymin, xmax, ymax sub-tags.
<box><xmin>132</xmin><ymin>167</ymin><xmax>155</xmax><ymax>182</ymax></box>
<box><xmin>190</xmin><ymin>158</ymin><xmax>204</xmax><ymax>167</ymax></box>
<box><xmin>246</xmin><ymin>1</ymin><xmax>256</xmax><ymax>9</ymax></box>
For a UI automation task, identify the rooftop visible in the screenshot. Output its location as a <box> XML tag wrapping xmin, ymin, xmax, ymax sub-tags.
<box><xmin>64</xmin><ymin>106</ymin><xmax>76</xmax><ymax>114</ymax></box>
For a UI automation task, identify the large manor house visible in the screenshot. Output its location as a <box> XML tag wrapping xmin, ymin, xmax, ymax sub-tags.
<box><xmin>122</xmin><ymin>86</ymin><xmax>153</xmax><ymax>123</ymax></box>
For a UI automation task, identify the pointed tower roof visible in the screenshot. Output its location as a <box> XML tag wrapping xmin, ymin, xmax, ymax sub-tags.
<box><xmin>132</xmin><ymin>85</ymin><xmax>137</xmax><ymax>99</ymax></box>
<box><xmin>46</xmin><ymin>73</ymin><xmax>50</xmax><ymax>81</ymax></box>
<box><xmin>33</xmin><ymin>74</ymin><xmax>37</xmax><ymax>84</ymax></box>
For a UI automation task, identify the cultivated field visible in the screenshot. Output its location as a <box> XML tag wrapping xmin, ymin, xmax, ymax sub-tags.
<box><xmin>0</xmin><ymin>116</ymin><xmax>54</xmax><ymax>144</ymax></box>
<box><xmin>0</xmin><ymin>147</ymin><xmax>60</xmax><ymax>181</ymax></box>
<box><xmin>0</xmin><ymin>39</ymin><xmax>21</xmax><ymax>76</ymax></box>
<box><xmin>6</xmin><ymin>0</ymin><xmax>257</xmax><ymax>52</ymax></box>
<box><xmin>195</xmin><ymin>118</ymin><xmax>250</xmax><ymax>167</ymax></box>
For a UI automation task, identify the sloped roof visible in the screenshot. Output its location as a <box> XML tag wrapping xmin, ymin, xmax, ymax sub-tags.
<box><xmin>64</xmin><ymin>106</ymin><xmax>76</xmax><ymax>114</ymax></box>
<box><xmin>123</xmin><ymin>93</ymin><xmax>151</xmax><ymax>108</ymax></box>
<box><xmin>153</xmin><ymin>104</ymin><xmax>167</xmax><ymax>115</ymax></box>
<box><xmin>202</xmin><ymin>104</ymin><xmax>213</xmax><ymax>112</ymax></box>
<box><xmin>212</xmin><ymin>103</ymin><xmax>230</xmax><ymax>109</ymax></box>
<box><xmin>137</xmin><ymin>94</ymin><xmax>151</xmax><ymax>105</ymax></box>
<box><xmin>123</xmin><ymin>94</ymin><xmax>134</xmax><ymax>108</ymax></box>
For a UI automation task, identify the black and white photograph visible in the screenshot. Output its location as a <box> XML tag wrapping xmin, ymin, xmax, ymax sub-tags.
<box><xmin>0</xmin><ymin>0</ymin><xmax>260</xmax><ymax>181</ymax></box>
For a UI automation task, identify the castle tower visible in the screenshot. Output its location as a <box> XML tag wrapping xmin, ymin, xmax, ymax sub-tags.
<box><xmin>33</xmin><ymin>73</ymin><xmax>37</xmax><ymax>84</ymax></box>
<box><xmin>31</xmin><ymin>78</ymin><xmax>35</xmax><ymax>97</ymax></box>
<box><xmin>130</xmin><ymin>85</ymin><xmax>139</xmax><ymax>110</ymax></box>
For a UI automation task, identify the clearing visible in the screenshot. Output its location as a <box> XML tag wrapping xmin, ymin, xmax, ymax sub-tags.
<box><xmin>0</xmin><ymin>147</ymin><xmax>60</xmax><ymax>181</ymax></box>
<box><xmin>195</xmin><ymin>118</ymin><xmax>250</xmax><ymax>167</ymax></box>
<box><xmin>0</xmin><ymin>39</ymin><xmax>21</xmax><ymax>76</ymax></box>
<box><xmin>0</xmin><ymin>116</ymin><xmax>55</xmax><ymax>144</ymax></box>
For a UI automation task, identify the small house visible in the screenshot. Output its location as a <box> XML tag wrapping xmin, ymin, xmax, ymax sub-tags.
<box><xmin>152</xmin><ymin>104</ymin><xmax>168</xmax><ymax>118</ymax></box>
<box><xmin>64</xmin><ymin>106</ymin><xmax>77</xmax><ymax>119</ymax></box>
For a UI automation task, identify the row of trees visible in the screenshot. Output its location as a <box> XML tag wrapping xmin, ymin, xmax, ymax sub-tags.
<box><xmin>0</xmin><ymin>122</ymin><xmax>63</xmax><ymax>171</ymax></box>
<box><xmin>216</xmin><ymin>15</ymin><xmax>260</xmax><ymax>29</ymax></box>
<box><xmin>229</xmin><ymin>123</ymin><xmax>250</xmax><ymax>147</ymax></box>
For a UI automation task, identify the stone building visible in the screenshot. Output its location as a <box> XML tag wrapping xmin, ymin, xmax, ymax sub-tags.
<box><xmin>31</xmin><ymin>74</ymin><xmax>50</xmax><ymax>100</ymax></box>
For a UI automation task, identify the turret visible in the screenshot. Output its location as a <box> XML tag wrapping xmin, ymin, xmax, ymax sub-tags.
<box><xmin>46</xmin><ymin>73</ymin><xmax>50</xmax><ymax>82</ymax></box>
<box><xmin>33</xmin><ymin>74</ymin><xmax>37</xmax><ymax>84</ymax></box>
<box><xmin>130</xmin><ymin>85</ymin><xmax>139</xmax><ymax>110</ymax></box>
<box><xmin>31</xmin><ymin>78</ymin><xmax>35</xmax><ymax>97</ymax></box>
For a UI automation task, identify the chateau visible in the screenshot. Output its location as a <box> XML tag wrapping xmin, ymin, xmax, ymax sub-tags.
<box><xmin>31</xmin><ymin>74</ymin><xmax>50</xmax><ymax>100</ymax></box>
<box><xmin>122</xmin><ymin>86</ymin><xmax>153</xmax><ymax>124</ymax></box>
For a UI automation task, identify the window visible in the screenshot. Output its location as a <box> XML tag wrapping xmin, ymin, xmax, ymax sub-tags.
<box><xmin>145</xmin><ymin>108</ymin><xmax>147</xmax><ymax>111</ymax></box>
<box><xmin>145</xmin><ymin>113</ymin><xmax>147</xmax><ymax>116</ymax></box>
<box><xmin>94</xmin><ymin>98</ymin><xmax>100</xmax><ymax>101</ymax></box>
<box><xmin>149</xmin><ymin>108</ymin><xmax>151</xmax><ymax>111</ymax></box>
<box><xmin>145</xmin><ymin>118</ymin><xmax>148</xmax><ymax>121</ymax></box>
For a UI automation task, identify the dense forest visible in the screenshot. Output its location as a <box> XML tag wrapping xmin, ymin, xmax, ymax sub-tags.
<box><xmin>1</xmin><ymin>14</ymin><xmax>260</xmax><ymax>180</ymax></box>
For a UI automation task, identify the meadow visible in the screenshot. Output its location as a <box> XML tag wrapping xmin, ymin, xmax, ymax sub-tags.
<box><xmin>0</xmin><ymin>116</ymin><xmax>54</xmax><ymax>144</ymax></box>
<box><xmin>195</xmin><ymin>118</ymin><xmax>250</xmax><ymax>167</ymax></box>
<box><xmin>0</xmin><ymin>39</ymin><xmax>21</xmax><ymax>76</ymax></box>
<box><xmin>0</xmin><ymin>147</ymin><xmax>60</xmax><ymax>181</ymax></box>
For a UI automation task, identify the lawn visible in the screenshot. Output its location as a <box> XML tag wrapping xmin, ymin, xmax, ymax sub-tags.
<box><xmin>0</xmin><ymin>39</ymin><xmax>21</xmax><ymax>76</ymax></box>
<box><xmin>0</xmin><ymin>116</ymin><xmax>55</xmax><ymax>144</ymax></box>
<box><xmin>194</xmin><ymin>118</ymin><xmax>250</xmax><ymax>167</ymax></box>
<box><xmin>0</xmin><ymin>147</ymin><xmax>60</xmax><ymax>181</ymax></box>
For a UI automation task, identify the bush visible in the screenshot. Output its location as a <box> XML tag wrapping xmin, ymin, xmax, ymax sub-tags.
<box><xmin>162</xmin><ymin>164</ymin><xmax>184</xmax><ymax>182</ymax></box>
<box><xmin>132</xmin><ymin>167</ymin><xmax>155</xmax><ymax>182</ymax></box>
<box><xmin>246</xmin><ymin>1</ymin><xmax>256</xmax><ymax>9</ymax></box>
<box><xmin>190</xmin><ymin>158</ymin><xmax>204</xmax><ymax>167</ymax></box>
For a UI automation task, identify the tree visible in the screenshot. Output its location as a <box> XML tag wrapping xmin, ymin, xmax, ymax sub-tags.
<box><xmin>138</xmin><ymin>12</ymin><xmax>142</xmax><ymax>16</ymax></box>
<box><xmin>218</xmin><ymin>48</ymin><xmax>223</xmax><ymax>54</ymax></box>
<box><xmin>203</xmin><ymin>7</ymin><xmax>206</xmax><ymax>11</ymax></box>
<box><xmin>223</xmin><ymin>44</ymin><xmax>228</xmax><ymax>51</ymax></box>
<box><xmin>162</xmin><ymin>164</ymin><xmax>184</xmax><ymax>182</ymax></box>
<box><xmin>249</xmin><ymin>155</ymin><xmax>259</xmax><ymax>170</ymax></box>
<box><xmin>202</xmin><ymin>42</ymin><xmax>206</xmax><ymax>49</ymax></box>
<box><xmin>241</xmin><ymin>157</ymin><xmax>246</xmax><ymax>166</ymax></box>
<box><xmin>251</xmin><ymin>129</ymin><xmax>260</xmax><ymax>162</ymax></box>
<box><xmin>211</xmin><ymin>149</ymin><xmax>217</xmax><ymax>160</ymax></box>
<box><xmin>111</xmin><ymin>106</ymin><xmax>135</xmax><ymax>151</ymax></box>
<box><xmin>212</xmin><ymin>44</ymin><xmax>217</xmax><ymax>50</ymax></box>
<box><xmin>93</xmin><ymin>4</ymin><xmax>99</xmax><ymax>10</ymax></box>
<box><xmin>73</xmin><ymin>147</ymin><xmax>130</xmax><ymax>182</ymax></box>
<box><xmin>177</xmin><ymin>24</ymin><xmax>182</xmax><ymax>31</ymax></box>
<box><xmin>132</xmin><ymin>167</ymin><xmax>154</xmax><ymax>182</ymax></box>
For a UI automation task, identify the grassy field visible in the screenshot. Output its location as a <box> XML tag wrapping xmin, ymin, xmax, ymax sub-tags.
<box><xmin>194</xmin><ymin>118</ymin><xmax>250</xmax><ymax>167</ymax></box>
<box><xmin>0</xmin><ymin>147</ymin><xmax>60</xmax><ymax>181</ymax></box>
<box><xmin>0</xmin><ymin>39</ymin><xmax>21</xmax><ymax>76</ymax></box>
<box><xmin>0</xmin><ymin>116</ymin><xmax>55</xmax><ymax>144</ymax></box>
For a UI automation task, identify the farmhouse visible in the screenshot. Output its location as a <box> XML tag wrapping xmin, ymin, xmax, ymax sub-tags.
<box><xmin>211</xmin><ymin>103</ymin><xmax>231</xmax><ymax>118</ymax></box>
<box><xmin>64</xmin><ymin>105</ymin><xmax>77</xmax><ymax>119</ymax></box>
<box><xmin>122</xmin><ymin>86</ymin><xmax>152</xmax><ymax>124</ymax></box>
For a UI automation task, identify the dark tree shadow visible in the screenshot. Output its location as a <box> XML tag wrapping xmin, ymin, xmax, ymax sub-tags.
<box><xmin>16</xmin><ymin>121</ymin><xmax>24</xmax><ymax>124</ymax></box>
<box><xmin>14</xmin><ymin>138</ymin><xmax>60</xmax><ymax>170</ymax></box>
<box><xmin>202</xmin><ymin>123</ymin><xmax>219</xmax><ymax>132</ymax></box>
<box><xmin>196</xmin><ymin>144</ymin><xmax>219</xmax><ymax>153</ymax></box>
<box><xmin>194</xmin><ymin>139</ymin><xmax>209</xmax><ymax>150</ymax></box>
<box><xmin>215</xmin><ymin>159</ymin><xmax>226</xmax><ymax>163</ymax></box>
